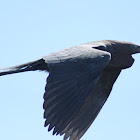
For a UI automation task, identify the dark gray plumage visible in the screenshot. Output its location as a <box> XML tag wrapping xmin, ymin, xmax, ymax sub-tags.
<box><xmin>0</xmin><ymin>40</ymin><xmax>140</xmax><ymax>140</ymax></box>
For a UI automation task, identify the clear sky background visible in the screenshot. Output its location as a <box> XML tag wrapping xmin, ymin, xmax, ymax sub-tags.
<box><xmin>0</xmin><ymin>0</ymin><xmax>140</xmax><ymax>140</ymax></box>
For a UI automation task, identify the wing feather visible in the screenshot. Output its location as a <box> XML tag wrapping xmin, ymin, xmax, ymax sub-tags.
<box><xmin>61</xmin><ymin>68</ymin><xmax>121</xmax><ymax>140</ymax></box>
<box><xmin>43</xmin><ymin>46</ymin><xmax>111</xmax><ymax>138</ymax></box>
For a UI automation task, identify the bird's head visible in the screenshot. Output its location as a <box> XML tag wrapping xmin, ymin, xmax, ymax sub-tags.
<box><xmin>92</xmin><ymin>40</ymin><xmax>140</xmax><ymax>69</ymax></box>
<box><xmin>106</xmin><ymin>40</ymin><xmax>140</xmax><ymax>55</ymax></box>
<box><xmin>93</xmin><ymin>40</ymin><xmax>140</xmax><ymax>55</ymax></box>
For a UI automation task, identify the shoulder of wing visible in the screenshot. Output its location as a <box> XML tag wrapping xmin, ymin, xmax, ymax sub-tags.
<box><xmin>43</xmin><ymin>46</ymin><xmax>111</xmax><ymax>64</ymax></box>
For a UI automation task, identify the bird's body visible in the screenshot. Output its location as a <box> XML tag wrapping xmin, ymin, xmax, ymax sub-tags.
<box><xmin>0</xmin><ymin>40</ymin><xmax>140</xmax><ymax>140</ymax></box>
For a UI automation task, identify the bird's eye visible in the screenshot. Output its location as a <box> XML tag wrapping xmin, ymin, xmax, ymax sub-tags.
<box><xmin>93</xmin><ymin>45</ymin><xmax>106</xmax><ymax>51</ymax></box>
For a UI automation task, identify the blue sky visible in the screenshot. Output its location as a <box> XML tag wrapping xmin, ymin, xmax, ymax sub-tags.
<box><xmin>0</xmin><ymin>0</ymin><xmax>140</xmax><ymax>140</ymax></box>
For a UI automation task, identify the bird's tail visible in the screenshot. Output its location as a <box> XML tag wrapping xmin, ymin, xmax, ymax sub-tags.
<box><xmin>0</xmin><ymin>59</ymin><xmax>49</xmax><ymax>76</ymax></box>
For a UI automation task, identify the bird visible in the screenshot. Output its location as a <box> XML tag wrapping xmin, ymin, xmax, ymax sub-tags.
<box><xmin>0</xmin><ymin>40</ymin><xmax>140</xmax><ymax>140</ymax></box>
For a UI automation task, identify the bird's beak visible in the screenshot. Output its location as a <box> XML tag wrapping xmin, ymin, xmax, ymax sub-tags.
<box><xmin>134</xmin><ymin>44</ymin><xmax>140</xmax><ymax>53</ymax></box>
<box><xmin>139</xmin><ymin>46</ymin><xmax>140</xmax><ymax>52</ymax></box>
<box><xmin>137</xmin><ymin>45</ymin><xmax>140</xmax><ymax>53</ymax></box>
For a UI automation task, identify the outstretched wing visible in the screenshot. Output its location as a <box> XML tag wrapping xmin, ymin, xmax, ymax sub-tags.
<box><xmin>43</xmin><ymin>46</ymin><xmax>111</xmax><ymax>139</ymax></box>
<box><xmin>62</xmin><ymin>68</ymin><xmax>121</xmax><ymax>140</ymax></box>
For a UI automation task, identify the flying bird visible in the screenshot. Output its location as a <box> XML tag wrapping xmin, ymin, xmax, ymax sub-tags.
<box><xmin>0</xmin><ymin>40</ymin><xmax>140</xmax><ymax>140</ymax></box>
